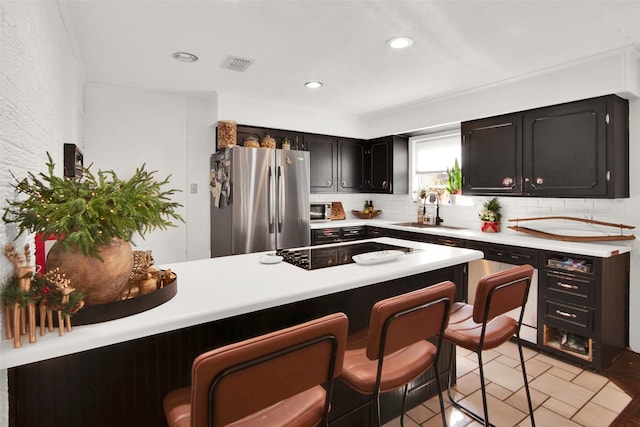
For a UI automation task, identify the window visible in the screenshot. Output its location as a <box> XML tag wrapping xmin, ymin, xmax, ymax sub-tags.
<box><xmin>409</xmin><ymin>128</ymin><xmax>461</xmax><ymax>200</ymax></box>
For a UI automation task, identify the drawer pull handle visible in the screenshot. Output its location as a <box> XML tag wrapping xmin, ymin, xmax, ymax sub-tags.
<box><xmin>555</xmin><ymin>309</ymin><xmax>577</xmax><ymax>318</ymax></box>
<box><xmin>558</xmin><ymin>282</ymin><xmax>579</xmax><ymax>290</ymax></box>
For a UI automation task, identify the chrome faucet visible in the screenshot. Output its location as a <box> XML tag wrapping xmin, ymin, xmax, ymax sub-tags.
<box><xmin>427</xmin><ymin>192</ymin><xmax>444</xmax><ymax>226</ymax></box>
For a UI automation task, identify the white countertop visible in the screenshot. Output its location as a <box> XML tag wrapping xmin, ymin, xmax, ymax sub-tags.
<box><xmin>311</xmin><ymin>219</ymin><xmax>632</xmax><ymax>258</ymax></box>
<box><xmin>0</xmin><ymin>237</ymin><xmax>482</xmax><ymax>369</ymax></box>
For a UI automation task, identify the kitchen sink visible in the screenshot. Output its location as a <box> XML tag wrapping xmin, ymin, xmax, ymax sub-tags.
<box><xmin>392</xmin><ymin>222</ymin><xmax>468</xmax><ymax>230</ymax></box>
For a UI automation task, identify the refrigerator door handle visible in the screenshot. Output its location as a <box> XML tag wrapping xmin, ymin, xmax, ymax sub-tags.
<box><xmin>277</xmin><ymin>165</ymin><xmax>283</xmax><ymax>232</ymax></box>
<box><xmin>268</xmin><ymin>166</ymin><xmax>274</xmax><ymax>233</ymax></box>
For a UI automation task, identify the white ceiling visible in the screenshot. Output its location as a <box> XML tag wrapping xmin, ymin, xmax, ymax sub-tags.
<box><xmin>65</xmin><ymin>0</ymin><xmax>640</xmax><ymax>117</ymax></box>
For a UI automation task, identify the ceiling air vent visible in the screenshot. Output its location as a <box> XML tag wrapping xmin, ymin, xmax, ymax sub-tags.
<box><xmin>222</xmin><ymin>56</ymin><xmax>254</xmax><ymax>72</ymax></box>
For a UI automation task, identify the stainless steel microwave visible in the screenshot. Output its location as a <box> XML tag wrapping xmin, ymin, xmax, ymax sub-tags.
<box><xmin>310</xmin><ymin>203</ymin><xmax>332</xmax><ymax>222</ymax></box>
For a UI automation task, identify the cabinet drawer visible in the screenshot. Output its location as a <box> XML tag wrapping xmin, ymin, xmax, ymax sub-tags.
<box><xmin>543</xmin><ymin>272</ymin><xmax>595</xmax><ymax>306</ymax></box>
<box><xmin>311</xmin><ymin>228</ymin><xmax>341</xmax><ymax>245</ymax></box>
<box><xmin>466</xmin><ymin>241</ymin><xmax>538</xmax><ymax>265</ymax></box>
<box><xmin>341</xmin><ymin>226</ymin><xmax>366</xmax><ymax>241</ymax></box>
<box><xmin>366</xmin><ymin>226</ymin><xmax>386</xmax><ymax>238</ymax></box>
<box><xmin>544</xmin><ymin>300</ymin><xmax>593</xmax><ymax>334</ymax></box>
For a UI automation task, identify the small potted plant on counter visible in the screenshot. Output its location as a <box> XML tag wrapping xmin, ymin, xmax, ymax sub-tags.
<box><xmin>479</xmin><ymin>197</ymin><xmax>502</xmax><ymax>232</ymax></box>
<box><xmin>445</xmin><ymin>158</ymin><xmax>462</xmax><ymax>204</ymax></box>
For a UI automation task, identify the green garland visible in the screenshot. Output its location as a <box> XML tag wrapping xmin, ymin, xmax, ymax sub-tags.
<box><xmin>1</xmin><ymin>273</ymin><xmax>84</xmax><ymax>317</ymax></box>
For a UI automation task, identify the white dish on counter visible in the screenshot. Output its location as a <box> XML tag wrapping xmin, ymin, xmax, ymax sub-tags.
<box><xmin>353</xmin><ymin>250</ymin><xmax>404</xmax><ymax>265</ymax></box>
<box><xmin>259</xmin><ymin>254</ymin><xmax>283</xmax><ymax>264</ymax></box>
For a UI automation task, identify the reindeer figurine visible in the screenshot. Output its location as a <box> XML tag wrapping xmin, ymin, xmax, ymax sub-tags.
<box><xmin>44</xmin><ymin>268</ymin><xmax>76</xmax><ymax>336</ymax></box>
<box><xmin>4</xmin><ymin>244</ymin><xmax>36</xmax><ymax>347</ymax></box>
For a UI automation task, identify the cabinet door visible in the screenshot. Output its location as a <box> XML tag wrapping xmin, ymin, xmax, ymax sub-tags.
<box><xmin>461</xmin><ymin>114</ymin><xmax>522</xmax><ymax>195</ymax></box>
<box><xmin>338</xmin><ymin>138</ymin><xmax>365</xmax><ymax>192</ymax></box>
<box><xmin>368</xmin><ymin>139</ymin><xmax>392</xmax><ymax>193</ymax></box>
<box><xmin>523</xmin><ymin>98</ymin><xmax>607</xmax><ymax>197</ymax></box>
<box><xmin>306</xmin><ymin>134</ymin><xmax>337</xmax><ymax>193</ymax></box>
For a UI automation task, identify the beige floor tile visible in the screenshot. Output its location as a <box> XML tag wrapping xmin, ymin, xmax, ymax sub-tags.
<box><xmin>457</xmin><ymin>347</ymin><xmax>473</xmax><ymax>357</ymax></box>
<box><xmin>458</xmin><ymin>390</ymin><xmax>527</xmax><ymax>426</ymax></box>
<box><xmin>542</xmin><ymin>397</ymin><xmax>579</xmax><ymax>419</ymax></box>
<box><xmin>571</xmin><ymin>369</ymin><xmax>609</xmax><ymax>392</ymax></box>
<box><xmin>479</xmin><ymin>349</ymin><xmax>501</xmax><ymax>362</ymax></box>
<box><xmin>518</xmin><ymin>406</ymin><xmax>582</xmax><ymax>427</ymax></box>
<box><xmin>504</xmin><ymin>386</ymin><xmax>548</xmax><ymax>413</ymax></box>
<box><xmin>517</xmin><ymin>356</ymin><xmax>552</xmax><ymax>378</ymax></box>
<box><xmin>606</xmin><ymin>380</ymin><xmax>628</xmax><ymax>394</ymax></box>
<box><xmin>495</xmin><ymin>354</ymin><xmax>521</xmax><ymax>368</ymax></box>
<box><xmin>424</xmin><ymin>394</ymin><xmax>453</xmax><ymax>413</ymax></box>
<box><xmin>494</xmin><ymin>341</ymin><xmax>539</xmax><ymax>361</ymax></box>
<box><xmin>382</xmin><ymin>414</ymin><xmax>420</xmax><ymax>427</ymax></box>
<box><xmin>530</xmin><ymin>353</ymin><xmax>583</xmax><ymax>375</ymax></box>
<box><xmin>480</xmin><ymin>359</ymin><xmax>528</xmax><ymax>392</ymax></box>
<box><xmin>453</xmin><ymin>372</ymin><xmax>483</xmax><ymax>396</ymax></box>
<box><xmin>530</xmin><ymin>372</ymin><xmax>595</xmax><ymax>408</ymax></box>
<box><xmin>590</xmin><ymin>383</ymin><xmax>632</xmax><ymax>413</ymax></box>
<box><xmin>412</xmin><ymin>352</ymin><xmax>630</xmax><ymax>427</ymax></box>
<box><xmin>485</xmin><ymin>382</ymin><xmax>513</xmax><ymax>401</ymax></box>
<box><xmin>456</xmin><ymin>354</ymin><xmax>479</xmax><ymax>377</ymax></box>
<box><xmin>548</xmin><ymin>365</ymin><xmax>579</xmax><ymax>381</ymax></box>
<box><xmin>405</xmin><ymin>403</ymin><xmax>436</xmax><ymax>424</ymax></box>
<box><xmin>422</xmin><ymin>406</ymin><xmax>474</xmax><ymax>427</ymax></box>
<box><xmin>572</xmin><ymin>401</ymin><xmax>619</xmax><ymax>427</ymax></box>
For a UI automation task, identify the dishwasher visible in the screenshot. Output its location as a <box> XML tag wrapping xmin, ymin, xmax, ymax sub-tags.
<box><xmin>465</xmin><ymin>241</ymin><xmax>539</xmax><ymax>345</ymax></box>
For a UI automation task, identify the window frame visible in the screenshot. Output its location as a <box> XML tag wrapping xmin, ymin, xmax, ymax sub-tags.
<box><xmin>409</xmin><ymin>126</ymin><xmax>461</xmax><ymax>200</ymax></box>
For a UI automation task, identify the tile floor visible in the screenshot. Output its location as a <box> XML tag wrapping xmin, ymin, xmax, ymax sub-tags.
<box><xmin>383</xmin><ymin>341</ymin><xmax>632</xmax><ymax>427</ymax></box>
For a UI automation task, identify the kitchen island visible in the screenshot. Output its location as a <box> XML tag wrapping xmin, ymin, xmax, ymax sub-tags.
<box><xmin>5</xmin><ymin>237</ymin><xmax>482</xmax><ymax>427</ymax></box>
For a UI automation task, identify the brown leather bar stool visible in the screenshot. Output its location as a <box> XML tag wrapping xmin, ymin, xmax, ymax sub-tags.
<box><xmin>444</xmin><ymin>264</ymin><xmax>535</xmax><ymax>427</ymax></box>
<box><xmin>340</xmin><ymin>281</ymin><xmax>456</xmax><ymax>426</ymax></box>
<box><xmin>163</xmin><ymin>312</ymin><xmax>348</xmax><ymax>427</ymax></box>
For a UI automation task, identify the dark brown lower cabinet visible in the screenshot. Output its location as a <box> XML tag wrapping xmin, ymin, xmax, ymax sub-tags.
<box><xmin>8</xmin><ymin>265</ymin><xmax>466</xmax><ymax>427</ymax></box>
<box><xmin>539</xmin><ymin>251</ymin><xmax>629</xmax><ymax>371</ymax></box>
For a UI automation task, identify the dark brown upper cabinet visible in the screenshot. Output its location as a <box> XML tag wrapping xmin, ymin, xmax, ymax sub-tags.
<box><xmin>305</xmin><ymin>133</ymin><xmax>338</xmax><ymax>193</ymax></box>
<box><xmin>338</xmin><ymin>138</ymin><xmax>366</xmax><ymax>192</ymax></box>
<box><xmin>366</xmin><ymin>135</ymin><xmax>408</xmax><ymax>194</ymax></box>
<box><xmin>461</xmin><ymin>113</ymin><xmax>523</xmax><ymax>195</ymax></box>
<box><xmin>461</xmin><ymin>95</ymin><xmax>629</xmax><ymax>198</ymax></box>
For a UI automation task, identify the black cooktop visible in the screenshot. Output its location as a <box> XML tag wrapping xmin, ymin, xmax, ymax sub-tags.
<box><xmin>277</xmin><ymin>241</ymin><xmax>420</xmax><ymax>270</ymax></box>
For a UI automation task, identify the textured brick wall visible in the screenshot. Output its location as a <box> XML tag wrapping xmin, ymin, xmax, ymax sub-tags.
<box><xmin>0</xmin><ymin>2</ymin><xmax>82</xmax><ymax>426</ymax></box>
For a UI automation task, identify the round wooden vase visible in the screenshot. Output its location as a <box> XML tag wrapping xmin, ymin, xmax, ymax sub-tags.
<box><xmin>481</xmin><ymin>221</ymin><xmax>500</xmax><ymax>233</ymax></box>
<box><xmin>45</xmin><ymin>239</ymin><xmax>134</xmax><ymax>306</ymax></box>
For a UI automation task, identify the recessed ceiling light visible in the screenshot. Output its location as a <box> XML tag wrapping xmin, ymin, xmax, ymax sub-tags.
<box><xmin>387</xmin><ymin>36</ymin><xmax>413</xmax><ymax>49</ymax></box>
<box><xmin>172</xmin><ymin>52</ymin><xmax>198</xmax><ymax>62</ymax></box>
<box><xmin>305</xmin><ymin>81</ymin><xmax>323</xmax><ymax>89</ymax></box>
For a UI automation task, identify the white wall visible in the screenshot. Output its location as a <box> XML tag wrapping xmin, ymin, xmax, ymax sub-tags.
<box><xmin>0</xmin><ymin>1</ymin><xmax>84</xmax><ymax>425</ymax></box>
<box><xmin>217</xmin><ymin>91</ymin><xmax>368</xmax><ymax>138</ymax></box>
<box><xmin>83</xmin><ymin>84</ymin><xmax>217</xmax><ymax>263</ymax></box>
<box><xmin>364</xmin><ymin>46</ymin><xmax>640</xmax><ymax>137</ymax></box>
<box><xmin>186</xmin><ymin>95</ymin><xmax>218</xmax><ymax>261</ymax></box>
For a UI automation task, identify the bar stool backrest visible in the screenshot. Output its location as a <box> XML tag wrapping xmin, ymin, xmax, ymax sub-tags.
<box><xmin>366</xmin><ymin>281</ymin><xmax>456</xmax><ymax>360</ymax></box>
<box><xmin>472</xmin><ymin>264</ymin><xmax>534</xmax><ymax>324</ymax></box>
<box><xmin>190</xmin><ymin>312</ymin><xmax>349</xmax><ymax>426</ymax></box>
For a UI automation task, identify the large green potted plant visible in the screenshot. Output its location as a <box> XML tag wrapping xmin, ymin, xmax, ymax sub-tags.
<box><xmin>2</xmin><ymin>153</ymin><xmax>183</xmax><ymax>305</ymax></box>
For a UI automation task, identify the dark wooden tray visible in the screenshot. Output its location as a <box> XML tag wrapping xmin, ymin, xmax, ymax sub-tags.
<box><xmin>71</xmin><ymin>276</ymin><xmax>177</xmax><ymax>325</ymax></box>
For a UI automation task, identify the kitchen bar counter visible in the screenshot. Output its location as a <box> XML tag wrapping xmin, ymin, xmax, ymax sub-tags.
<box><xmin>0</xmin><ymin>237</ymin><xmax>482</xmax><ymax>369</ymax></box>
<box><xmin>311</xmin><ymin>219</ymin><xmax>632</xmax><ymax>258</ymax></box>
<box><xmin>6</xmin><ymin>237</ymin><xmax>482</xmax><ymax>427</ymax></box>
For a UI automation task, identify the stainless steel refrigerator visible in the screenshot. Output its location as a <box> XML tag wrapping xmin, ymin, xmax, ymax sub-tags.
<box><xmin>210</xmin><ymin>146</ymin><xmax>310</xmax><ymax>257</ymax></box>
